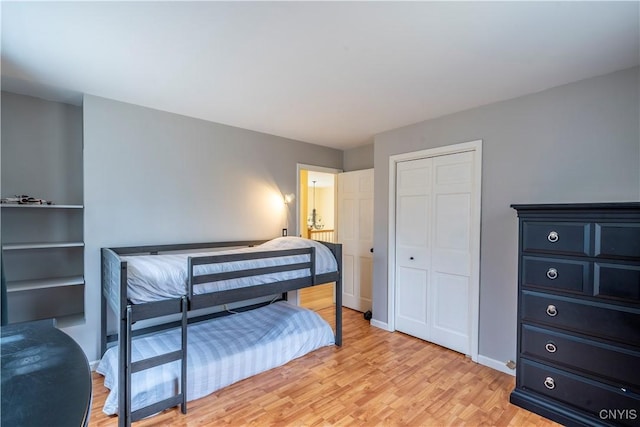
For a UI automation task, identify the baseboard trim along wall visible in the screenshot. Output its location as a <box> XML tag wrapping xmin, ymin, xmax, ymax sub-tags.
<box><xmin>477</xmin><ymin>355</ymin><xmax>516</xmax><ymax>376</ymax></box>
<box><xmin>370</xmin><ymin>319</ymin><xmax>392</xmax><ymax>332</ymax></box>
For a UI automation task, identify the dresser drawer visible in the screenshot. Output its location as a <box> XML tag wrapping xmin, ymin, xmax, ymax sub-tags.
<box><xmin>595</xmin><ymin>262</ymin><xmax>640</xmax><ymax>303</ymax></box>
<box><xmin>522</xmin><ymin>221</ymin><xmax>590</xmax><ymax>256</ymax></box>
<box><xmin>596</xmin><ymin>223</ymin><xmax>640</xmax><ymax>260</ymax></box>
<box><xmin>522</xmin><ymin>256</ymin><xmax>589</xmax><ymax>293</ymax></box>
<box><xmin>519</xmin><ymin>359</ymin><xmax>640</xmax><ymax>426</ymax></box>
<box><xmin>522</xmin><ymin>291</ymin><xmax>640</xmax><ymax>345</ymax></box>
<box><xmin>521</xmin><ymin>324</ymin><xmax>640</xmax><ymax>391</ymax></box>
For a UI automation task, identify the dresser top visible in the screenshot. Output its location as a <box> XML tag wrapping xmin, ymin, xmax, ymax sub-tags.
<box><xmin>511</xmin><ymin>202</ymin><xmax>640</xmax><ymax>211</ymax></box>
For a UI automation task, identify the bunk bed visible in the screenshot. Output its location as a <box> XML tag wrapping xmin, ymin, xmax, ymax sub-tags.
<box><xmin>99</xmin><ymin>236</ymin><xmax>342</xmax><ymax>426</ymax></box>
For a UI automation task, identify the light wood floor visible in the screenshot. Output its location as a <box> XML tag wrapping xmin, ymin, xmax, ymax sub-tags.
<box><xmin>89</xmin><ymin>305</ymin><xmax>558</xmax><ymax>427</ymax></box>
<box><xmin>299</xmin><ymin>284</ymin><xmax>335</xmax><ymax>311</ymax></box>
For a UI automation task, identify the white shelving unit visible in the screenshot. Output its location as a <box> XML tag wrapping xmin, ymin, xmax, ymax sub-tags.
<box><xmin>1</xmin><ymin>92</ymin><xmax>85</xmax><ymax>324</ymax></box>
<box><xmin>1</xmin><ymin>204</ymin><xmax>85</xmax><ymax>323</ymax></box>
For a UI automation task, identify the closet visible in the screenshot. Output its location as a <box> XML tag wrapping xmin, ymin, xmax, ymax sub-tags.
<box><xmin>392</xmin><ymin>142</ymin><xmax>481</xmax><ymax>356</ymax></box>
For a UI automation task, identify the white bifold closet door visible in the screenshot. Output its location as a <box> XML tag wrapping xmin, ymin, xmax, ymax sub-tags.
<box><xmin>395</xmin><ymin>152</ymin><xmax>474</xmax><ymax>354</ymax></box>
<box><xmin>338</xmin><ymin>169</ymin><xmax>374</xmax><ymax>313</ymax></box>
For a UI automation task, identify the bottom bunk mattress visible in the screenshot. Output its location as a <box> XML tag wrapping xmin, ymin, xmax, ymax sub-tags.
<box><xmin>96</xmin><ymin>301</ymin><xmax>334</xmax><ymax>415</ymax></box>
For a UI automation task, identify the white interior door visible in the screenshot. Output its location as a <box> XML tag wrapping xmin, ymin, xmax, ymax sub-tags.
<box><xmin>395</xmin><ymin>158</ymin><xmax>432</xmax><ymax>339</ymax></box>
<box><xmin>338</xmin><ymin>169</ymin><xmax>374</xmax><ymax>312</ymax></box>
<box><xmin>395</xmin><ymin>151</ymin><xmax>476</xmax><ymax>355</ymax></box>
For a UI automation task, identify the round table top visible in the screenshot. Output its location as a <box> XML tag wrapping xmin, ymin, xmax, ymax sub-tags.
<box><xmin>1</xmin><ymin>319</ymin><xmax>91</xmax><ymax>427</ymax></box>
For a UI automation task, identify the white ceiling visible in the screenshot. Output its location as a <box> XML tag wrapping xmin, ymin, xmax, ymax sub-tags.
<box><xmin>2</xmin><ymin>1</ymin><xmax>638</xmax><ymax>150</ymax></box>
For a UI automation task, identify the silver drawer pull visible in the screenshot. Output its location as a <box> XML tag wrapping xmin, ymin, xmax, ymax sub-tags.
<box><xmin>545</xmin><ymin>342</ymin><xmax>557</xmax><ymax>353</ymax></box>
<box><xmin>546</xmin><ymin>304</ymin><xmax>558</xmax><ymax>317</ymax></box>
<box><xmin>544</xmin><ymin>376</ymin><xmax>556</xmax><ymax>390</ymax></box>
<box><xmin>547</xmin><ymin>231</ymin><xmax>559</xmax><ymax>243</ymax></box>
<box><xmin>546</xmin><ymin>268</ymin><xmax>558</xmax><ymax>280</ymax></box>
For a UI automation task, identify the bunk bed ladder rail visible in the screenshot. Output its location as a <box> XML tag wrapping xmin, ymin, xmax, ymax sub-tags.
<box><xmin>120</xmin><ymin>296</ymin><xmax>189</xmax><ymax>426</ymax></box>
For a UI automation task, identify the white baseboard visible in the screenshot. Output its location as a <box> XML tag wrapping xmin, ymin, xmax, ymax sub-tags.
<box><xmin>477</xmin><ymin>355</ymin><xmax>516</xmax><ymax>376</ymax></box>
<box><xmin>370</xmin><ymin>319</ymin><xmax>392</xmax><ymax>331</ymax></box>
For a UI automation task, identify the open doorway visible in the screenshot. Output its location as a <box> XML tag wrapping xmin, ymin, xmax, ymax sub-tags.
<box><xmin>299</xmin><ymin>170</ymin><xmax>336</xmax><ymax>241</ymax></box>
<box><xmin>296</xmin><ymin>165</ymin><xmax>339</xmax><ymax>310</ymax></box>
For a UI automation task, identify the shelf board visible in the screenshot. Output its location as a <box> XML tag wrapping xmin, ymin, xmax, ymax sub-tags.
<box><xmin>1</xmin><ymin>204</ymin><xmax>83</xmax><ymax>209</ymax></box>
<box><xmin>2</xmin><ymin>242</ymin><xmax>85</xmax><ymax>250</ymax></box>
<box><xmin>7</xmin><ymin>276</ymin><xmax>85</xmax><ymax>293</ymax></box>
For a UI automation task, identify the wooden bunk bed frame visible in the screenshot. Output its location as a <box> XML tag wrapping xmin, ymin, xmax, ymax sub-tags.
<box><xmin>100</xmin><ymin>239</ymin><xmax>342</xmax><ymax>427</ymax></box>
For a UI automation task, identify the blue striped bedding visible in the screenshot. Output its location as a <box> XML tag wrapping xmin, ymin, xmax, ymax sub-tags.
<box><xmin>96</xmin><ymin>302</ymin><xmax>335</xmax><ymax>415</ymax></box>
<box><xmin>116</xmin><ymin>236</ymin><xmax>338</xmax><ymax>305</ymax></box>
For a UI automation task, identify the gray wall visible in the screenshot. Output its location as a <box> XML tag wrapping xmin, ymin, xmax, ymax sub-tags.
<box><xmin>372</xmin><ymin>67</ymin><xmax>640</xmax><ymax>366</ymax></box>
<box><xmin>80</xmin><ymin>95</ymin><xmax>342</xmax><ymax>360</ymax></box>
<box><xmin>1</xmin><ymin>92</ymin><xmax>83</xmax><ymax>203</ymax></box>
<box><xmin>343</xmin><ymin>142</ymin><xmax>374</xmax><ymax>171</ymax></box>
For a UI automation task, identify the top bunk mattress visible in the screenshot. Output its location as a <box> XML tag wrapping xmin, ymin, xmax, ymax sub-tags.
<box><xmin>117</xmin><ymin>237</ymin><xmax>338</xmax><ymax>304</ymax></box>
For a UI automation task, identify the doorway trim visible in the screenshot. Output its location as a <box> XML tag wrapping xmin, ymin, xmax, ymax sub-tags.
<box><xmin>387</xmin><ymin>140</ymin><xmax>482</xmax><ymax>362</ymax></box>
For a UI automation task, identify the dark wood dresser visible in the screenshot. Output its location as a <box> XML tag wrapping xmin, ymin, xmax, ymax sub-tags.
<box><xmin>510</xmin><ymin>203</ymin><xmax>640</xmax><ymax>426</ymax></box>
